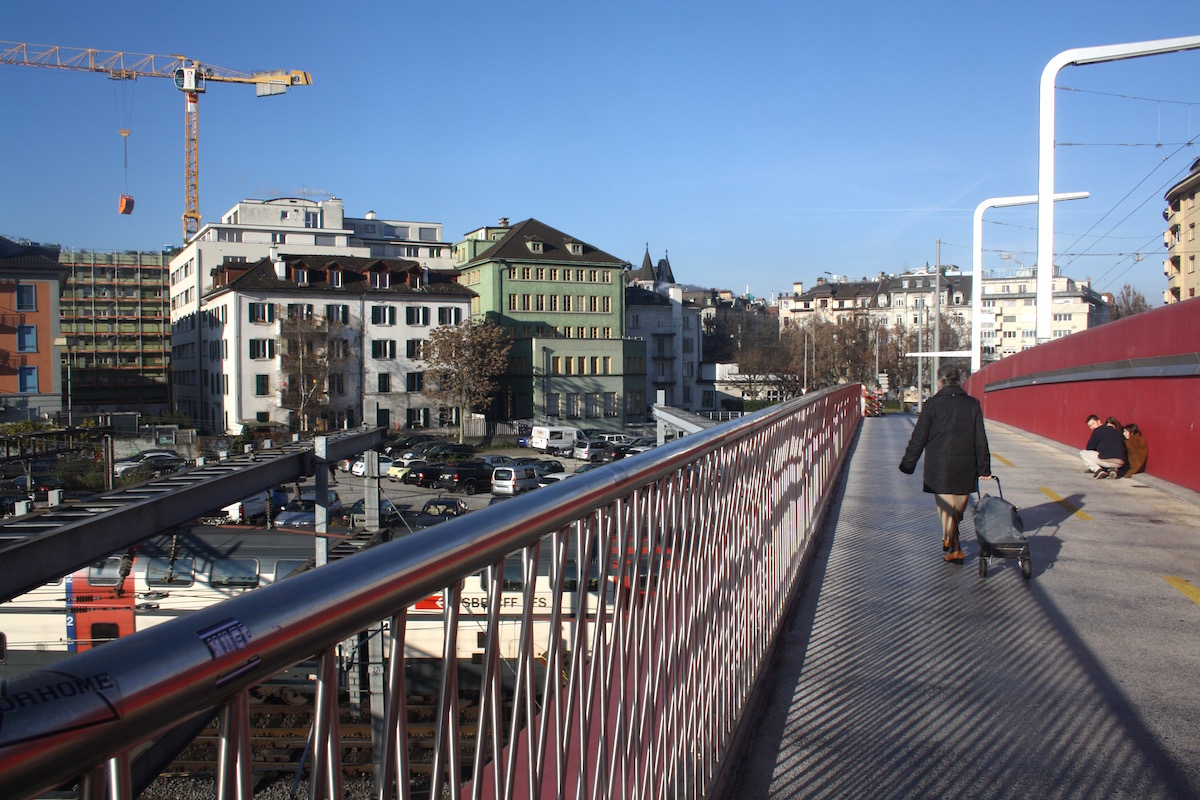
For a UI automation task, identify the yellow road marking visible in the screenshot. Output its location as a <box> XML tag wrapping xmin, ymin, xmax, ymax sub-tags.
<box><xmin>993</xmin><ymin>454</ymin><xmax>1014</xmax><ymax>467</ymax></box>
<box><xmin>1164</xmin><ymin>576</ymin><xmax>1200</xmax><ymax>607</ymax></box>
<box><xmin>1039</xmin><ymin>487</ymin><xmax>1093</xmax><ymax>520</ymax></box>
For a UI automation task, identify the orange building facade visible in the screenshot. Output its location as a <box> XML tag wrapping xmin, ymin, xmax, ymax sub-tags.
<box><xmin>0</xmin><ymin>238</ymin><xmax>67</xmax><ymax>422</ymax></box>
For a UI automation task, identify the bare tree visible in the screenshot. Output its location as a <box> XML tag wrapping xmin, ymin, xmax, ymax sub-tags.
<box><xmin>279</xmin><ymin>304</ymin><xmax>351</xmax><ymax>432</ymax></box>
<box><xmin>423</xmin><ymin>320</ymin><xmax>513</xmax><ymax>443</ymax></box>
<box><xmin>1111</xmin><ymin>284</ymin><xmax>1151</xmax><ymax>319</ymax></box>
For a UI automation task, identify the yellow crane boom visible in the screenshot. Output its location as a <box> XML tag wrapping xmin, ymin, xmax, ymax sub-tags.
<box><xmin>0</xmin><ymin>41</ymin><xmax>312</xmax><ymax>241</ymax></box>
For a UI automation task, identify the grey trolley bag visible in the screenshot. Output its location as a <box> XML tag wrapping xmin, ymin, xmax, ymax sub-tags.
<box><xmin>973</xmin><ymin>476</ymin><xmax>1030</xmax><ymax>580</ymax></box>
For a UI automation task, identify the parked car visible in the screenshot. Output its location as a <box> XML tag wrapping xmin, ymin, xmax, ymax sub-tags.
<box><xmin>387</xmin><ymin>460</ymin><xmax>422</xmax><ymax>482</ymax></box>
<box><xmin>122</xmin><ymin>453</ymin><xmax>189</xmax><ymax>478</ymax></box>
<box><xmin>112</xmin><ymin>449</ymin><xmax>180</xmax><ymax>477</ymax></box>
<box><xmin>538</xmin><ymin>472</ymin><xmax>571</xmax><ymax>488</ymax></box>
<box><xmin>626</xmin><ymin>437</ymin><xmax>657</xmax><ymax>454</ymax></box>
<box><xmin>434</xmin><ymin>460</ymin><xmax>497</xmax><ymax>495</ymax></box>
<box><xmin>9</xmin><ymin>475</ymin><xmax>65</xmax><ymax>499</ymax></box>
<box><xmin>411</xmin><ymin>496</ymin><xmax>470</xmax><ymax>528</ymax></box>
<box><xmin>491</xmin><ymin>465</ymin><xmax>542</xmax><ymax>496</ymax></box>
<box><xmin>351</xmin><ymin>455</ymin><xmax>396</xmax><ymax>477</ymax></box>
<box><xmin>422</xmin><ymin>443</ymin><xmax>477</xmax><ymax>462</ymax></box>
<box><xmin>477</xmin><ymin>454</ymin><xmax>513</xmax><ymax>469</ymax></box>
<box><xmin>398</xmin><ymin>440</ymin><xmax>447</xmax><ymax>465</ymax></box>
<box><xmin>505</xmin><ymin>457</ymin><xmax>562</xmax><ymax>476</ymax></box>
<box><xmin>406</xmin><ymin>462</ymin><xmax>450</xmax><ymax>488</ymax></box>
<box><xmin>341</xmin><ymin>496</ymin><xmax>405</xmax><ymax>529</ymax></box>
<box><xmin>573</xmin><ymin>439</ymin><xmax>620</xmax><ymax>463</ymax></box>
<box><xmin>274</xmin><ymin>490</ymin><xmax>343</xmax><ymax>529</ymax></box>
<box><xmin>383</xmin><ymin>434</ymin><xmax>437</xmax><ymax>457</ymax></box>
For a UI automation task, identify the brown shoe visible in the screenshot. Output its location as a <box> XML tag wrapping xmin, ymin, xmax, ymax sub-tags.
<box><xmin>944</xmin><ymin>550</ymin><xmax>965</xmax><ymax>564</ymax></box>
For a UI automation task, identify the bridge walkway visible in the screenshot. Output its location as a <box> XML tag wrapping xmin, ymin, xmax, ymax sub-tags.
<box><xmin>734</xmin><ymin>412</ymin><xmax>1200</xmax><ymax>799</ymax></box>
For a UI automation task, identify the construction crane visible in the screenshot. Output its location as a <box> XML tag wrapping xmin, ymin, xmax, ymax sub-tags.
<box><xmin>0</xmin><ymin>41</ymin><xmax>312</xmax><ymax>241</ymax></box>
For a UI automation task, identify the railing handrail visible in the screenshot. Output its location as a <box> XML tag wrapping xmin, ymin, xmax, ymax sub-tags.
<box><xmin>0</xmin><ymin>385</ymin><xmax>862</xmax><ymax>799</ymax></box>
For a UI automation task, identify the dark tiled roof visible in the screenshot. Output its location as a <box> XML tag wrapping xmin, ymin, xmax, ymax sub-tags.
<box><xmin>464</xmin><ymin>219</ymin><xmax>625</xmax><ymax>267</ymax></box>
<box><xmin>0</xmin><ymin>235</ymin><xmax>63</xmax><ymax>272</ymax></box>
<box><xmin>626</xmin><ymin>285</ymin><xmax>670</xmax><ymax>306</ymax></box>
<box><xmin>209</xmin><ymin>255</ymin><xmax>475</xmax><ymax>299</ymax></box>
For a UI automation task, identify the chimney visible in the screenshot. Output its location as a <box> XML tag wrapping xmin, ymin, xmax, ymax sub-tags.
<box><xmin>365</xmin><ymin>210</ymin><xmax>376</xmax><ymax>220</ymax></box>
<box><xmin>272</xmin><ymin>250</ymin><xmax>287</xmax><ymax>280</ymax></box>
<box><xmin>499</xmin><ymin>217</ymin><xmax>509</xmax><ymax>227</ymax></box>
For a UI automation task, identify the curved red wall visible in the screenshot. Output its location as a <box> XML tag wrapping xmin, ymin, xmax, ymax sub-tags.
<box><xmin>963</xmin><ymin>297</ymin><xmax>1200</xmax><ymax>492</ymax></box>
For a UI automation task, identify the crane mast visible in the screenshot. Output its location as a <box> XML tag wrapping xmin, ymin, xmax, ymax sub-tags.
<box><xmin>0</xmin><ymin>41</ymin><xmax>312</xmax><ymax>241</ymax></box>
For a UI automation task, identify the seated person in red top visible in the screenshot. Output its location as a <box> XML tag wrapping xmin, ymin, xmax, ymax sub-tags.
<box><xmin>1079</xmin><ymin>414</ymin><xmax>1126</xmax><ymax>479</ymax></box>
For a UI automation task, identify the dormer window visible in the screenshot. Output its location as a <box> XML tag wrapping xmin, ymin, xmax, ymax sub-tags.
<box><xmin>567</xmin><ymin>241</ymin><xmax>583</xmax><ymax>256</ymax></box>
<box><xmin>292</xmin><ymin>267</ymin><xmax>309</xmax><ymax>285</ymax></box>
<box><xmin>330</xmin><ymin>270</ymin><xmax>343</xmax><ymax>288</ymax></box>
<box><xmin>526</xmin><ymin>239</ymin><xmax>544</xmax><ymax>254</ymax></box>
<box><xmin>370</xmin><ymin>271</ymin><xmax>390</xmax><ymax>289</ymax></box>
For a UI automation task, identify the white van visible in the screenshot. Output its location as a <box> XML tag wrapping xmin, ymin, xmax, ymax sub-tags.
<box><xmin>491</xmin><ymin>465</ymin><xmax>542</xmax><ymax>496</ymax></box>
<box><xmin>530</xmin><ymin>426</ymin><xmax>585</xmax><ymax>456</ymax></box>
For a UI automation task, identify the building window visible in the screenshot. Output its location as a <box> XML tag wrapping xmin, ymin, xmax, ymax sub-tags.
<box><xmin>586</xmin><ymin>392</ymin><xmax>601</xmax><ymax>418</ymax></box>
<box><xmin>546</xmin><ymin>393</ymin><xmax>560</xmax><ymax>417</ymax></box>
<box><xmin>16</xmin><ymin>325</ymin><xmax>36</xmax><ymax>353</ymax></box>
<box><xmin>604</xmin><ymin>392</ymin><xmax>617</xmax><ymax>416</ymax></box>
<box><xmin>565</xmin><ymin>393</ymin><xmax>581</xmax><ymax>418</ymax></box>
<box><xmin>255</xmin><ymin>374</ymin><xmax>269</xmax><ymax>396</ymax></box>
<box><xmin>18</xmin><ymin>366</ymin><xmax>37</xmax><ymax>393</ymax></box>
<box><xmin>508</xmin><ymin>294</ymin><xmax>518</xmax><ymax>311</ymax></box>
<box><xmin>406</xmin><ymin>339</ymin><xmax>424</xmax><ymax>359</ymax></box>
<box><xmin>370</xmin><ymin>272</ymin><xmax>390</xmax><ymax>289</ymax></box>
<box><xmin>378</xmin><ymin>373</ymin><xmax>391</xmax><ymax>393</ymax></box>
<box><xmin>406</xmin><ymin>372</ymin><xmax>424</xmax><ymax>392</ymax></box>
<box><xmin>249</xmin><ymin>339</ymin><xmax>276</xmax><ymax>359</ymax></box>
<box><xmin>549</xmin><ymin>295</ymin><xmax>559</xmax><ymax>311</ymax></box>
<box><xmin>563</xmin><ymin>295</ymin><xmax>572</xmax><ymax>311</ymax></box>
<box><xmin>330</xmin><ymin>270</ymin><xmax>343</xmax><ymax>288</ymax></box>
<box><xmin>325</xmin><ymin>304</ymin><xmax>349</xmax><ymax>324</ymax></box>
<box><xmin>371</xmin><ymin>305</ymin><xmax>396</xmax><ymax>325</ymax></box>
<box><xmin>371</xmin><ymin>340</ymin><xmax>397</xmax><ymax>359</ymax></box>
<box><xmin>287</xmin><ymin>303</ymin><xmax>313</xmax><ymax>320</ymax></box>
<box><xmin>437</xmin><ymin>307</ymin><xmax>462</xmax><ymax>325</ymax></box>
<box><xmin>15</xmin><ymin>284</ymin><xmax>36</xmax><ymax>311</ymax></box>
<box><xmin>248</xmin><ymin>302</ymin><xmax>275</xmax><ymax>323</ymax></box>
<box><xmin>521</xmin><ymin>267</ymin><xmax>532</xmax><ymax>280</ymax></box>
<box><xmin>328</xmin><ymin>374</ymin><xmax>345</xmax><ymax>395</ymax></box>
<box><xmin>405</xmin><ymin>307</ymin><xmax>430</xmax><ymax>326</ymax></box>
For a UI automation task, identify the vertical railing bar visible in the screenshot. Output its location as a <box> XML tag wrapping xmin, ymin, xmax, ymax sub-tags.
<box><xmin>378</xmin><ymin>610</ymin><xmax>409</xmax><ymax>800</ymax></box>
<box><xmin>533</xmin><ymin>526</ymin><xmax>570</xmax><ymax>796</ymax></box>
<box><xmin>500</xmin><ymin>540</ymin><xmax>540</xmax><ymax>800</ymax></box>
<box><xmin>308</xmin><ymin>645</ymin><xmax>344</xmax><ymax>800</ymax></box>
<box><xmin>469</xmin><ymin>561</ymin><xmax>506</xmax><ymax>800</ymax></box>
<box><xmin>429</xmin><ymin>582</ymin><xmax>463</xmax><ymax>800</ymax></box>
<box><xmin>214</xmin><ymin>688</ymin><xmax>252</xmax><ymax>800</ymax></box>
<box><xmin>106</xmin><ymin>750</ymin><xmax>132</xmax><ymax>800</ymax></box>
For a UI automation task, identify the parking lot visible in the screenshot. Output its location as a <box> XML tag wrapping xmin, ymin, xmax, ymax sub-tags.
<box><xmin>313</xmin><ymin>444</ymin><xmax>584</xmax><ymax>524</ymax></box>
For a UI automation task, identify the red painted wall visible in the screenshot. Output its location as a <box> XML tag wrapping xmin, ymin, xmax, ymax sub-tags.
<box><xmin>963</xmin><ymin>297</ymin><xmax>1200</xmax><ymax>492</ymax></box>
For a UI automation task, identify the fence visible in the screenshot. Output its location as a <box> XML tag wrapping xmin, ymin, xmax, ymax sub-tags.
<box><xmin>0</xmin><ymin>384</ymin><xmax>861</xmax><ymax>800</ymax></box>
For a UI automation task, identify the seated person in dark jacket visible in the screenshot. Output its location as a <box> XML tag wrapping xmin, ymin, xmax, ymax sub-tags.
<box><xmin>1079</xmin><ymin>414</ymin><xmax>1126</xmax><ymax>479</ymax></box>
<box><xmin>1121</xmin><ymin>423</ymin><xmax>1148</xmax><ymax>477</ymax></box>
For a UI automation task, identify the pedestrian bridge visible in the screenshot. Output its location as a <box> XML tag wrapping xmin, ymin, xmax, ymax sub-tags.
<box><xmin>1</xmin><ymin>298</ymin><xmax>1198</xmax><ymax>799</ymax></box>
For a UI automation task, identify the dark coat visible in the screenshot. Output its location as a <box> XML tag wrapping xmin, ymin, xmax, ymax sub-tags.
<box><xmin>899</xmin><ymin>384</ymin><xmax>991</xmax><ymax>495</ymax></box>
<box><xmin>1087</xmin><ymin>425</ymin><xmax>1126</xmax><ymax>462</ymax></box>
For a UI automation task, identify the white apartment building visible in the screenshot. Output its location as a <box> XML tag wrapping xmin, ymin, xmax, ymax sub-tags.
<box><xmin>168</xmin><ymin>197</ymin><xmax>461</xmax><ymax>432</ymax></box>
<box><xmin>1164</xmin><ymin>156</ymin><xmax>1200</xmax><ymax>304</ymax></box>
<box><xmin>625</xmin><ymin>250</ymin><xmax>705</xmax><ymax>413</ymax></box>
<box><xmin>778</xmin><ymin>266</ymin><xmax>1105</xmax><ymax>362</ymax></box>
<box><xmin>977</xmin><ymin>268</ymin><xmax>1107</xmax><ymax>358</ymax></box>
<box><xmin>194</xmin><ymin>254</ymin><xmax>473</xmax><ymax>434</ymax></box>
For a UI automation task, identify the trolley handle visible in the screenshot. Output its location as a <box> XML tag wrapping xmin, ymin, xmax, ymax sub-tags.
<box><xmin>977</xmin><ymin>475</ymin><xmax>1002</xmax><ymax>500</ymax></box>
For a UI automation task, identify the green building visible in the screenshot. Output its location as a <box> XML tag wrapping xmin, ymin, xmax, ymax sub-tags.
<box><xmin>454</xmin><ymin>218</ymin><xmax>646</xmax><ymax>428</ymax></box>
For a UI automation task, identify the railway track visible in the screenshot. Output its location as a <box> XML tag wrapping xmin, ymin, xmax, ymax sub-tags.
<box><xmin>143</xmin><ymin>687</ymin><xmax>493</xmax><ymax>797</ymax></box>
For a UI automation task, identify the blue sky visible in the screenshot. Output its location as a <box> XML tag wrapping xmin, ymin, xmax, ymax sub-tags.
<box><xmin>3</xmin><ymin>1</ymin><xmax>1199</xmax><ymax>305</ymax></box>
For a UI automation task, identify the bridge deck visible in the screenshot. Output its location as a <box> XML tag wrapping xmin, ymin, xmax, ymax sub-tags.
<box><xmin>736</xmin><ymin>413</ymin><xmax>1200</xmax><ymax>799</ymax></box>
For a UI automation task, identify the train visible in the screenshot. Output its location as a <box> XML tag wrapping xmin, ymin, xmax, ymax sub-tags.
<box><xmin>0</xmin><ymin>524</ymin><xmax>623</xmax><ymax>679</ymax></box>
